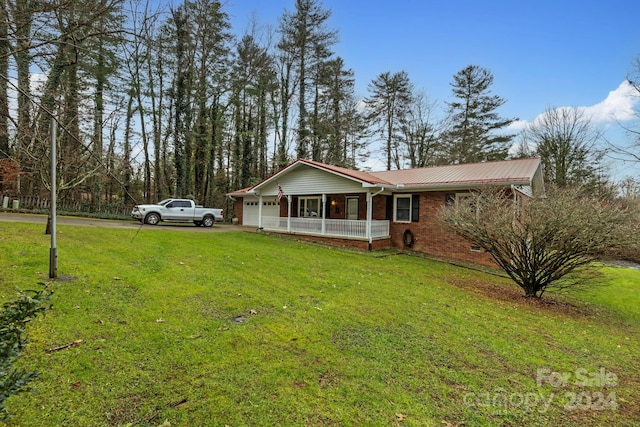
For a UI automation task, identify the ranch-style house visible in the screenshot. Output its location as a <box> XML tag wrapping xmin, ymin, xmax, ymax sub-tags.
<box><xmin>228</xmin><ymin>157</ymin><xmax>545</xmax><ymax>266</ymax></box>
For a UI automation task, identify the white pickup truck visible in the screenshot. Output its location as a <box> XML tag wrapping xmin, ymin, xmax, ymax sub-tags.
<box><xmin>131</xmin><ymin>198</ymin><xmax>223</xmax><ymax>227</ymax></box>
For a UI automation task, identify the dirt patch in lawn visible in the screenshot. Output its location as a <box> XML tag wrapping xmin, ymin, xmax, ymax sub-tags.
<box><xmin>445</xmin><ymin>277</ymin><xmax>601</xmax><ymax>318</ymax></box>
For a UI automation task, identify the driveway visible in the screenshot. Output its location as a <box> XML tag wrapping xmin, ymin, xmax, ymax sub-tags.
<box><xmin>0</xmin><ymin>211</ymin><xmax>243</xmax><ymax>232</ymax></box>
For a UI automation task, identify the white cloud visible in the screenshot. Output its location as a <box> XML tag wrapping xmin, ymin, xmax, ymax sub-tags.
<box><xmin>580</xmin><ymin>80</ymin><xmax>639</xmax><ymax>123</ymax></box>
<box><xmin>509</xmin><ymin>80</ymin><xmax>640</xmax><ymax>132</ymax></box>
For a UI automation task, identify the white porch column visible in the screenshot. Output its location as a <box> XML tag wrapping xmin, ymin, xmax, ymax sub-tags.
<box><xmin>366</xmin><ymin>191</ymin><xmax>373</xmax><ymax>247</ymax></box>
<box><xmin>321</xmin><ymin>194</ymin><xmax>326</xmax><ymax>235</ymax></box>
<box><xmin>287</xmin><ymin>195</ymin><xmax>292</xmax><ymax>232</ymax></box>
<box><xmin>258</xmin><ymin>194</ymin><xmax>263</xmax><ymax>229</ymax></box>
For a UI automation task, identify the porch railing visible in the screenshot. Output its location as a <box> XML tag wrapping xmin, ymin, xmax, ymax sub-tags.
<box><xmin>261</xmin><ymin>216</ymin><xmax>389</xmax><ymax>240</ymax></box>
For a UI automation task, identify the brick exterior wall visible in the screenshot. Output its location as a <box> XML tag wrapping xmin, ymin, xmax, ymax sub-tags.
<box><xmin>385</xmin><ymin>192</ymin><xmax>496</xmax><ymax>267</ymax></box>
<box><xmin>234</xmin><ymin>199</ymin><xmax>244</xmax><ymax>224</ymax></box>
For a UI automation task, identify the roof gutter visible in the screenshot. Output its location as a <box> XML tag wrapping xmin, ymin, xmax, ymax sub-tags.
<box><xmin>362</xmin><ymin>183</ymin><xmax>394</xmax><ymax>191</ymax></box>
<box><xmin>394</xmin><ymin>179</ymin><xmax>532</xmax><ymax>191</ymax></box>
<box><xmin>371</xmin><ymin>186</ymin><xmax>385</xmax><ymax>197</ymax></box>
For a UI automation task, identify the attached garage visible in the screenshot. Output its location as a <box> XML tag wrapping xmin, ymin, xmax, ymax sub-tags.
<box><xmin>241</xmin><ymin>196</ymin><xmax>280</xmax><ymax>227</ymax></box>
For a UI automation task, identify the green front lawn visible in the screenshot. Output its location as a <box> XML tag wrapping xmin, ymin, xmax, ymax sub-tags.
<box><xmin>1</xmin><ymin>221</ymin><xmax>638</xmax><ymax>426</ymax></box>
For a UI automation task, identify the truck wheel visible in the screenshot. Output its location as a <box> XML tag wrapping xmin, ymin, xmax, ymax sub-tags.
<box><xmin>145</xmin><ymin>213</ymin><xmax>160</xmax><ymax>225</ymax></box>
<box><xmin>202</xmin><ymin>215</ymin><xmax>214</xmax><ymax>227</ymax></box>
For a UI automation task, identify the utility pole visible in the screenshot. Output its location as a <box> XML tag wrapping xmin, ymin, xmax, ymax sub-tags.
<box><xmin>49</xmin><ymin>118</ymin><xmax>57</xmax><ymax>279</ymax></box>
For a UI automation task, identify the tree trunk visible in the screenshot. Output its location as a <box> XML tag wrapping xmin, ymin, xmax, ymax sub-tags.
<box><xmin>92</xmin><ymin>47</ymin><xmax>106</xmax><ymax>210</ymax></box>
<box><xmin>123</xmin><ymin>90</ymin><xmax>134</xmax><ymax>205</ymax></box>
<box><xmin>0</xmin><ymin>0</ymin><xmax>9</xmax><ymax>158</ymax></box>
<box><xmin>14</xmin><ymin>0</ymin><xmax>33</xmax><ymax>194</ymax></box>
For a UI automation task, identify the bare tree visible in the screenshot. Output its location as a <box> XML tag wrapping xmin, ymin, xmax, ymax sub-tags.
<box><xmin>400</xmin><ymin>90</ymin><xmax>444</xmax><ymax>168</ymax></box>
<box><xmin>440</xmin><ymin>187</ymin><xmax>634</xmax><ymax>298</ymax></box>
<box><xmin>521</xmin><ymin>107</ymin><xmax>606</xmax><ymax>189</ymax></box>
<box><xmin>609</xmin><ymin>64</ymin><xmax>640</xmax><ymax>163</ymax></box>
<box><xmin>0</xmin><ymin>0</ymin><xmax>124</xmax><ymax>199</ymax></box>
<box><xmin>618</xmin><ymin>176</ymin><xmax>640</xmax><ymax>200</ymax></box>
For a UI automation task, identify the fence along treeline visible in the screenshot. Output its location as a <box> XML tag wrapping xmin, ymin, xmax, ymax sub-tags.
<box><xmin>0</xmin><ymin>0</ymin><xmax>369</xmax><ymax>215</ymax></box>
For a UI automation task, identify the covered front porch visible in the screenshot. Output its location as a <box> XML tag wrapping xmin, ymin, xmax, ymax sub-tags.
<box><xmin>253</xmin><ymin>189</ymin><xmax>391</xmax><ymax>246</ymax></box>
<box><xmin>230</xmin><ymin>159</ymin><xmax>394</xmax><ymax>246</ymax></box>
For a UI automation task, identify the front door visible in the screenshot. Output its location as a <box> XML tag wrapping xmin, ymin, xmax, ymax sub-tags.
<box><xmin>347</xmin><ymin>197</ymin><xmax>359</xmax><ymax>220</ymax></box>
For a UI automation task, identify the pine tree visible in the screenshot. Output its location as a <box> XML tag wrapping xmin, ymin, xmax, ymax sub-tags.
<box><xmin>0</xmin><ymin>1</ymin><xmax>9</xmax><ymax>158</ymax></box>
<box><xmin>169</xmin><ymin>5</ymin><xmax>193</xmax><ymax>198</ymax></box>
<box><xmin>364</xmin><ymin>70</ymin><xmax>413</xmax><ymax>170</ymax></box>
<box><xmin>277</xmin><ymin>0</ymin><xmax>337</xmax><ymax>160</ymax></box>
<box><xmin>230</xmin><ymin>31</ymin><xmax>276</xmax><ymax>188</ymax></box>
<box><xmin>441</xmin><ymin>65</ymin><xmax>515</xmax><ymax>164</ymax></box>
<box><xmin>312</xmin><ymin>56</ymin><xmax>355</xmax><ymax>165</ymax></box>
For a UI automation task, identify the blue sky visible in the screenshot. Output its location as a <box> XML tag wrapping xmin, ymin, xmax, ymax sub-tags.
<box><xmin>224</xmin><ymin>0</ymin><xmax>640</xmax><ymax>177</ymax></box>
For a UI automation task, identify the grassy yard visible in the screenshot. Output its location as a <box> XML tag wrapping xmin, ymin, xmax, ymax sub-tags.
<box><xmin>1</xmin><ymin>221</ymin><xmax>638</xmax><ymax>426</ymax></box>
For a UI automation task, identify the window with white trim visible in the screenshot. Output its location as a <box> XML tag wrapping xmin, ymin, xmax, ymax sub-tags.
<box><xmin>298</xmin><ymin>197</ymin><xmax>320</xmax><ymax>218</ymax></box>
<box><xmin>394</xmin><ymin>195</ymin><xmax>411</xmax><ymax>222</ymax></box>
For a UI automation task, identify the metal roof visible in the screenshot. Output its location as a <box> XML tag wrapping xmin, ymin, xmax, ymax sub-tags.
<box><xmin>227</xmin><ymin>186</ymin><xmax>252</xmax><ymax>196</ymax></box>
<box><xmin>227</xmin><ymin>157</ymin><xmax>543</xmax><ymax>196</ymax></box>
<box><xmin>370</xmin><ymin>158</ymin><xmax>541</xmax><ymax>188</ymax></box>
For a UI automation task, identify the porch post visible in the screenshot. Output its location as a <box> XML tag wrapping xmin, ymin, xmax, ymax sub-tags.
<box><xmin>287</xmin><ymin>195</ymin><xmax>292</xmax><ymax>232</ymax></box>
<box><xmin>321</xmin><ymin>193</ymin><xmax>326</xmax><ymax>235</ymax></box>
<box><xmin>366</xmin><ymin>191</ymin><xmax>373</xmax><ymax>249</ymax></box>
<box><xmin>258</xmin><ymin>194</ymin><xmax>263</xmax><ymax>229</ymax></box>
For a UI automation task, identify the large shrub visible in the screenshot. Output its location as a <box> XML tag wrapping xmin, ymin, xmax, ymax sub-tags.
<box><xmin>440</xmin><ymin>187</ymin><xmax>635</xmax><ymax>298</ymax></box>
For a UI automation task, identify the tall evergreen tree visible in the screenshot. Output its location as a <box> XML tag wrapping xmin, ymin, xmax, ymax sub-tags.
<box><xmin>166</xmin><ymin>0</ymin><xmax>231</xmax><ymax>203</ymax></box>
<box><xmin>148</xmin><ymin>18</ymin><xmax>171</xmax><ymax>201</ymax></box>
<box><xmin>83</xmin><ymin>6</ymin><xmax>122</xmax><ymax>207</ymax></box>
<box><xmin>277</xmin><ymin>0</ymin><xmax>337</xmax><ymax>160</ymax></box>
<box><xmin>144</xmin><ymin>13</ymin><xmax>171</xmax><ymax>201</ymax></box>
<box><xmin>364</xmin><ymin>70</ymin><xmax>413</xmax><ymax>170</ymax></box>
<box><xmin>441</xmin><ymin>65</ymin><xmax>515</xmax><ymax>164</ymax></box>
<box><xmin>0</xmin><ymin>0</ymin><xmax>9</xmax><ymax>158</ymax></box>
<box><xmin>312</xmin><ymin>56</ymin><xmax>355</xmax><ymax>165</ymax></box>
<box><xmin>273</xmin><ymin>42</ymin><xmax>295</xmax><ymax>169</ymax></box>
<box><xmin>170</xmin><ymin>5</ymin><xmax>192</xmax><ymax>198</ymax></box>
<box><xmin>189</xmin><ymin>0</ymin><xmax>231</xmax><ymax>203</ymax></box>
<box><xmin>231</xmin><ymin>31</ymin><xmax>275</xmax><ymax>188</ymax></box>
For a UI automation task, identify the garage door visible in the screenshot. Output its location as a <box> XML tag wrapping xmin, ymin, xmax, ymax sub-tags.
<box><xmin>243</xmin><ymin>197</ymin><xmax>280</xmax><ymax>226</ymax></box>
